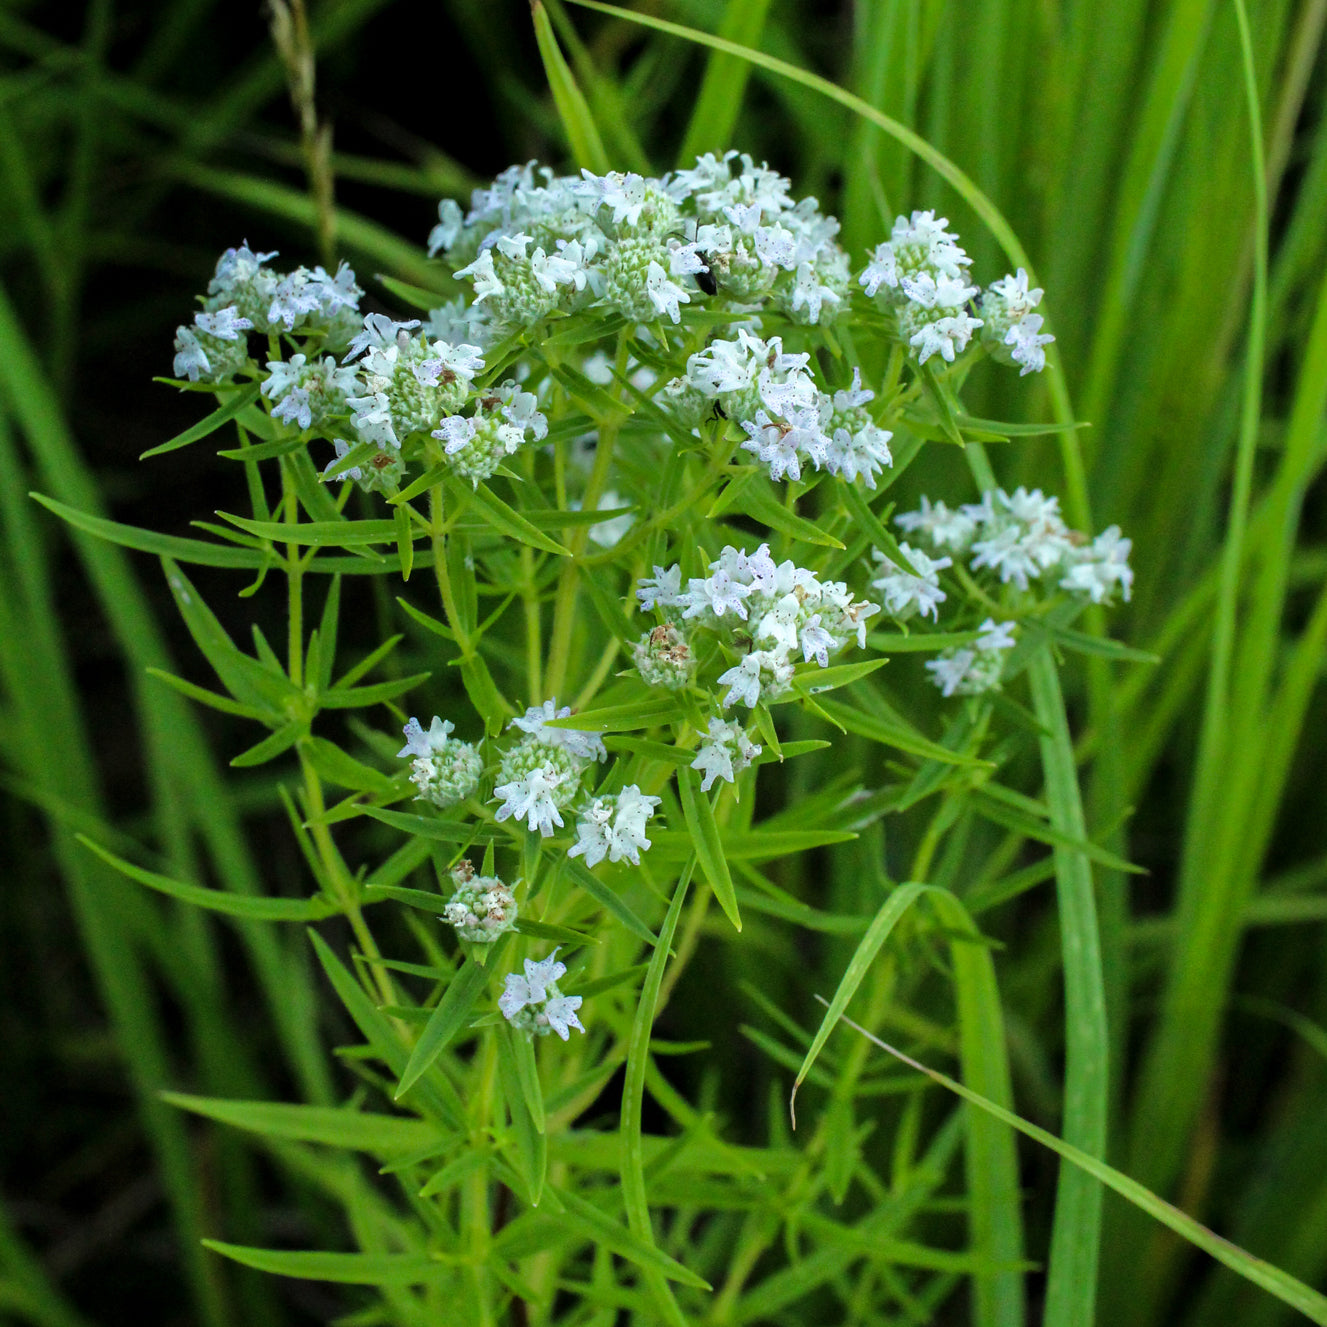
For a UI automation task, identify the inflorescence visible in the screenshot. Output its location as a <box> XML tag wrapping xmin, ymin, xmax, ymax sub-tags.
<box><xmin>170</xmin><ymin>152</ymin><xmax>1130</xmax><ymax>1043</ymax></box>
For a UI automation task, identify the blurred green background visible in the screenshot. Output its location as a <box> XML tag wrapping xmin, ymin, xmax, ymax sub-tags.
<box><xmin>1</xmin><ymin>1</ymin><xmax>1325</xmax><ymax>1323</ymax></box>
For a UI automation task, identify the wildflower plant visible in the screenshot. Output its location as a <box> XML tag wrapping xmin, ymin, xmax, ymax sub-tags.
<box><xmin>56</xmin><ymin>147</ymin><xmax>1180</xmax><ymax>1324</ymax></box>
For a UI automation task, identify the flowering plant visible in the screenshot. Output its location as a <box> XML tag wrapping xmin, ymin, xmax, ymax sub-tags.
<box><xmin>76</xmin><ymin>152</ymin><xmax>1140</xmax><ymax>1320</ymax></box>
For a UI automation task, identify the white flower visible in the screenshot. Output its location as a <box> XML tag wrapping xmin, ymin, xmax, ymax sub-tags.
<box><xmin>969</xmin><ymin>525</ymin><xmax>1042</xmax><ymax>591</ymax></box>
<box><xmin>895</xmin><ymin>496</ymin><xmax>978</xmax><ymax>551</ymax></box>
<box><xmin>1060</xmin><ymin>526</ymin><xmax>1134</xmax><ymax>603</ymax></box>
<box><xmin>345</xmin><ymin>313</ymin><xmax>421</xmax><ymax>362</ymax></box>
<box><xmin>427</xmin><ymin>197</ymin><xmax>464</xmax><ymax>256</ymax></box>
<box><xmin>493</xmin><ymin>764</ymin><xmax>571</xmax><ymax>835</ymax></box>
<box><xmin>1006</xmin><ymin>314</ymin><xmax>1055</xmax><ymax>375</ymax></box>
<box><xmin>583</xmin><ymin>169</ymin><xmax>648</xmax><ymax>226</ymax></box>
<box><xmin>717</xmin><ymin>652</ymin><xmax>768</xmax><ymax>708</ymax></box>
<box><xmin>398</xmin><ymin>715</ymin><xmax>453</xmax><ymax>758</ymax></box>
<box><xmin>541</xmin><ymin>994</ymin><xmax>586</xmax><ymax>1040</ymax></box>
<box><xmin>926</xmin><ymin>649</ymin><xmax>976</xmax><ymax>697</ymax></box>
<box><xmin>508</xmin><ymin>700</ymin><xmax>606</xmax><ymax>764</ymax></box>
<box><xmin>414</xmin><ymin>341</ymin><xmax>485</xmax><ymax>387</ymax></box>
<box><xmin>976</xmin><ymin>618</ymin><xmax>1018</xmax><ymax>651</ymax></box>
<box><xmin>800</xmin><ymin>615</ymin><xmax>837</xmax><ymax>667</ymax></box>
<box><xmin>194</xmin><ymin>306</ymin><xmax>252</xmax><ymax>340</ymax></box>
<box><xmin>495</xmin><ymin>232</ymin><xmax>533</xmax><ymax>260</ymax></box>
<box><xmin>568</xmin><ymin>785</ymin><xmax>661</xmax><ymax>867</ymax></box>
<box><xmin>684</xmin><ymin>568</ymin><xmax>752</xmax><ymax>621</ymax></box>
<box><xmin>398</xmin><ymin>716</ymin><xmax>482</xmax><ymax>808</ymax></box>
<box><xmin>690</xmin><ymin>717</ymin><xmax>762</xmax><ymax>792</ymax></box>
<box><xmin>172</xmin><ymin>327</ymin><xmax>210</xmax><ymax>381</ymax></box>
<box><xmin>859</xmin><ymin>243</ymin><xmax>900</xmax><ymax>296</ymax></box>
<box><xmin>871</xmin><ymin>543</ymin><xmax>951</xmax><ymax>621</ymax></box>
<box><xmin>636</xmin><ymin>565</ymin><xmax>683</xmax><ymax>612</ymax></box>
<box><xmin>455</xmin><ymin>248</ymin><xmax>505</xmax><ymax>303</ymax></box>
<box><xmin>499</xmin><ymin>949</ymin><xmax>585</xmax><ymax>1040</ymax></box>
<box><xmin>790</xmin><ymin>261</ymin><xmax>840</xmax><ymax>323</ymax></box>
<box><xmin>909</xmin><ymin>311</ymin><xmax>983</xmax><ymax>364</ymax></box>
<box><xmin>987</xmin><ymin>268</ymin><xmax>1042</xmax><ymax>317</ymax></box>
<box><xmin>498</xmin><ymin>950</ymin><xmax>581</xmax><ymax>1040</ymax></box>
<box><xmin>645</xmin><ymin>260</ymin><xmax>690</xmax><ymax>323</ymax></box>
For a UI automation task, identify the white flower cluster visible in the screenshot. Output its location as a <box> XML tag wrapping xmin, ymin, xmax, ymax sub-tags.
<box><xmin>691</xmin><ymin>717</ymin><xmax>763</xmax><ymax>792</ymax></box>
<box><xmin>677</xmin><ymin>331</ymin><xmax>894</xmax><ymax>487</ymax></box>
<box><xmin>398</xmin><ymin>716</ymin><xmax>483</xmax><ymax>809</ymax></box>
<box><xmin>896</xmin><ymin>487</ymin><xmax>1134</xmax><ymax>604</ymax></box>
<box><xmin>499</xmin><ymin>949</ymin><xmax>584</xmax><ymax>1040</ymax></box>
<box><xmin>925</xmin><ymin>619</ymin><xmax>1017</xmax><ymax>697</ymax></box>
<box><xmin>870</xmin><ymin>543</ymin><xmax>952</xmax><ymax>622</ymax></box>
<box><xmin>979</xmin><ymin>270</ymin><xmax>1055</xmax><ymax>375</ymax></box>
<box><xmin>343</xmin><ymin>313</ymin><xmax>485</xmax><ymax>445</ymax></box>
<box><xmin>492</xmin><ymin>701</ymin><xmax>606</xmax><ymax>836</ymax></box>
<box><xmin>638</xmin><ymin>543</ymin><xmax>880</xmax><ymax>709</ymax></box>
<box><xmin>859</xmin><ymin>211</ymin><xmax>984</xmax><ymax>366</ymax></box>
<box><xmin>568</xmin><ymin>785</ymin><xmax>662</xmax><ymax>867</ymax></box>
<box><xmin>173</xmin><ymin>243</ymin><xmax>363</xmax><ymax>382</ymax></box>
<box><xmin>441</xmin><ymin>860</ymin><xmax>518</xmax><ymax>943</ymax></box>
<box><xmin>262</xmin><ymin>353</ymin><xmax>359</xmax><ymax>432</ymax></box>
<box><xmin>429</xmin><ymin>152</ymin><xmax>851</xmax><ymax>335</ymax></box>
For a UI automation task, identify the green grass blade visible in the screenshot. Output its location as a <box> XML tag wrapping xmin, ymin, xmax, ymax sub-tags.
<box><xmin>676</xmin><ymin>0</ymin><xmax>774</xmax><ymax>166</ymax></box>
<box><xmin>790</xmin><ymin>882</ymin><xmax>928</xmax><ymax>1124</ymax></box>
<box><xmin>531</xmin><ymin>0</ymin><xmax>609</xmax><ymax>173</ymax></box>
<box><xmin>834</xmin><ymin>1016</ymin><xmax>1327</xmax><ymax>1326</ymax></box>
<box><xmin>1026</xmin><ymin>646</ymin><xmax>1108</xmax><ymax>1327</ymax></box>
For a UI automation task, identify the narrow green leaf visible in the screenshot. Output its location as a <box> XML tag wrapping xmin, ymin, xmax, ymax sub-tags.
<box><xmin>396</xmin><ymin>953</ymin><xmax>497</xmax><ymax>1099</ymax></box>
<box><xmin>545</xmin><ymin>695</ymin><xmax>683</xmax><ymax>732</ymax></box>
<box><xmin>458</xmin><ymin>479</ymin><xmax>571</xmax><ymax>557</ymax></box>
<box><xmin>394</xmin><ymin>501</ymin><xmax>415</xmax><ymax>580</ymax></box>
<box><xmin>495</xmin><ymin>1024</ymin><xmax>548</xmax><ymax>1205</ymax></box>
<box><xmin>362</xmin><ymin>806</ymin><xmax>494</xmax><ymax>845</ymax></box>
<box><xmin>677</xmin><ymin>766</ymin><xmax>740</xmax><ymax>931</ymax></box>
<box><xmin>303</xmin><ymin>737</ymin><xmax>397</xmax><ymax>795</ymax></box>
<box><xmin>144</xmin><ymin>667</ymin><xmax>267</xmax><ymax>720</ymax></box>
<box><xmin>162</xmin><ymin>1093</ymin><xmax>438</xmax><ymax>1154</ymax></box>
<box><xmin>362</xmin><ymin>884</ymin><xmax>449</xmax><ymax>915</ymax></box>
<box><xmin>202</xmin><ymin>1242</ymin><xmax>438</xmax><ymax>1286</ymax></box>
<box><xmin>814</xmin><ymin>694</ymin><xmax>990</xmax><ymax>767</ymax></box>
<box><xmin>31</xmin><ymin>493</ymin><xmax>270</xmax><ymax>569</ymax></box>
<box><xmin>230</xmin><ymin>720</ymin><xmax>305</xmax><ymax>768</ymax></box>
<box><xmin>307</xmin><ymin>932</ymin><xmax>465</xmax><ymax>1128</ymax></box>
<box><xmin>790</xmin><ymin>883</ymin><xmax>927</xmax><ymax>1123</ymax></box>
<box><xmin>78</xmin><ymin>836</ymin><xmax>336</xmax><ymax>921</ymax></box>
<box><xmin>551</xmin><ymin>1187</ymin><xmax>710</xmax><ymax>1290</ymax></box>
<box><xmin>708</xmin><ymin>470</ymin><xmax>844</xmax><ymax>548</ymax></box>
<box><xmin>562</xmin><ymin>857</ymin><xmax>659</xmax><ymax>946</ymax></box>
<box><xmin>320</xmin><ymin>671</ymin><xmax>432</xmax><ymax>709</ymax></box>
<box><xmin>139</xmin><ymin>384</ymin><xmax>262</xmax><ymax>459</ymax></box>
<box><xmin>218</xmin><ymin>512</ymin><xmax>398</xmax><ymax>547</ymax></box>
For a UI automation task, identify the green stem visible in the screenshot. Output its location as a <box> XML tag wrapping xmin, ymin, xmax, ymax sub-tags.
<box><xmin>544</xmin><ymin>333</ymin><xmax>629</xmax><ymax>701</ymax></box>
<box><xmin>1027</xmin><ymin>645</ymin><xmax>1108</xmax><ymax>1327</ymax></box>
